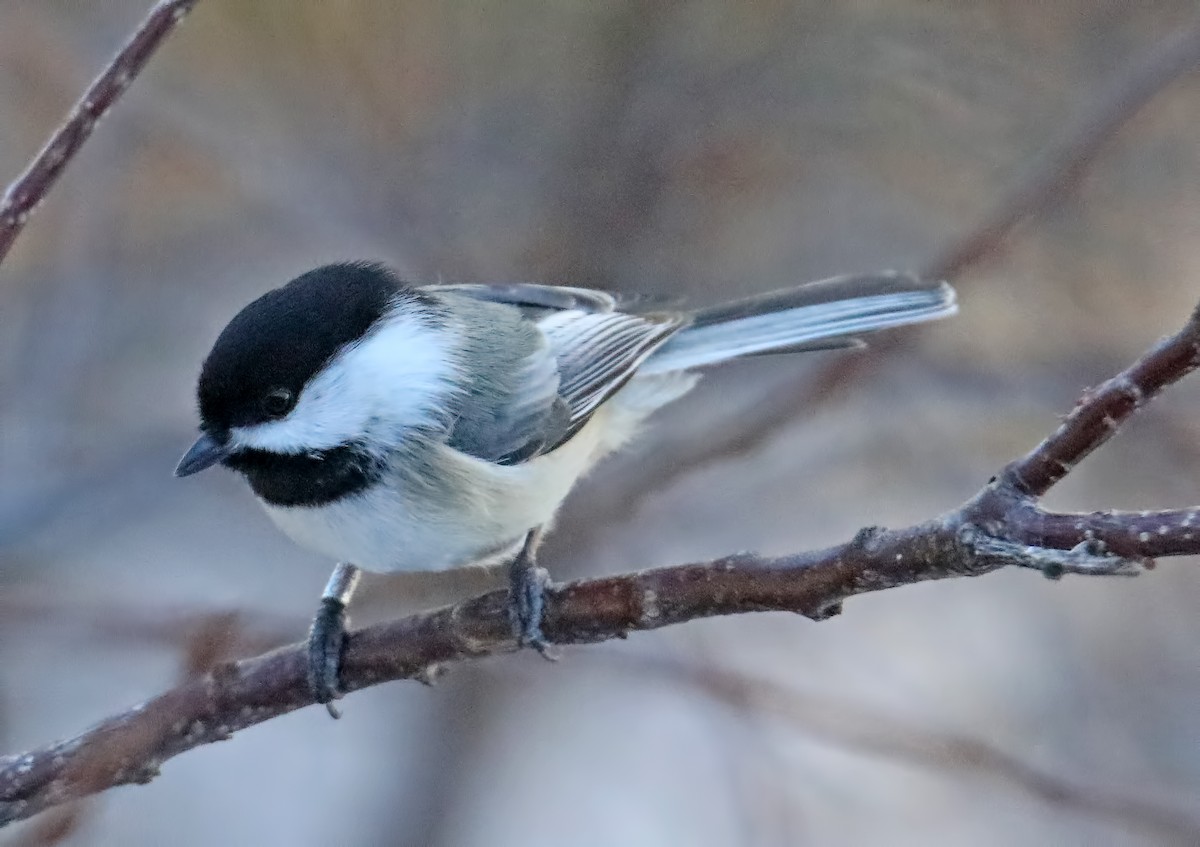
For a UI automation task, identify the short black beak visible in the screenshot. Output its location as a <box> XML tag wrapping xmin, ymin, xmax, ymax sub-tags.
<box><xmin>175</xmin><ymin>432</ymin><xmax>233</xmax><ymax>477</ymax></box>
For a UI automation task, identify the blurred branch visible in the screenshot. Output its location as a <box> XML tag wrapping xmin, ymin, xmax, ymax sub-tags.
<box><xmin>923</xmin><ymin>15</ymin><xmax>1200</xmax><ymax>281</ymax></box>
<box><xmin>0</xmin><ymin>593</ymin><xmax>293</xmax><ymax>665</ymax></box>
<box><xmin>0</xmin><ymin>0</ymin><xmax>199</xmax><ymax>264</ymax></box>
<box><xmin>630</xmin><ymin>657</ymin><xmax>1200</xmax><ymax>845</ymax></box>
<box><xmin>572</xmin><ymin>13</ymin><xmax>1200</xmax><ymax>534</ymax></box>
<box><xmin>5</xmin><ymin>801</ymin><xmax>92</xmax><ymax>847</ymax></box>
<box><xmin>4</xmin><ymin>298</ymin><xmax>1200</xmax><ymax>825</ymax></box>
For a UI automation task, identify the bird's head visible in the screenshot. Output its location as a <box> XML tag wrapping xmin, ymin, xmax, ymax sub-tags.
<box><xmin>176</xmin><ymin>262</ymin><xmax>453</xmax><ymax>483</ymax></box>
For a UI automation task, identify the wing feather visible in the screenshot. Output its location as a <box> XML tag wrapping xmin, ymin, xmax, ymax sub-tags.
<box><xmin>537</xmin><ymin>310</ymin><xmax>683</xmax><ymax>433</ymax></box>
<box><xmin>426</xmin><ymin>283</ymin><xmax>685</xmax><ymax>462</ymax></box>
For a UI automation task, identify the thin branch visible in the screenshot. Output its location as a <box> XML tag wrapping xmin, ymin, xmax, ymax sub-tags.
<box><xmin>1022</xmin><ymin>507</ymin><xmax>1200</xmax><ymax>558</ymax></box>
<box><xmin>0</xmin><ymin>0</ymin><xmax>200</xmax><ymax>264</ymax></box>
<box><xmin>2</xmin><ymin>299</ymin><xmax>1200</xmax><ymax>825</ymax></box>
<box><xmin>1008</xmin><ymin>307</ymin><xmax>1200</xmax><ymax>495</ymax></box>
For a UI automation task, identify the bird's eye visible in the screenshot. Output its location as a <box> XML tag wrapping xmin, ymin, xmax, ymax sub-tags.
<box><xmin>262</xmin><ymin>388</ymin><xmax>294</xmax><ymax>418</ymax></box>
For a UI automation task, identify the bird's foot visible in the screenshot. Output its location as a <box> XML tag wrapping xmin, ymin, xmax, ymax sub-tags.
<box><xmin>307</xmin><ymin>598</ymin><xmax>348</xmax><ymax>718</ymax></box>
<box><xmin>509</xmin><ymin>563</ymin><xmax>553</xmax><ymax>655</ymax></box>
<box><xmin>508</xmin><ymin>529</ymin><xmax>556</xmax><ymax>659</ymax></box>
<box><xmin>307</xmin><ymin>562</ymin><xmax>361</xmax><ymax>719</ymax></box>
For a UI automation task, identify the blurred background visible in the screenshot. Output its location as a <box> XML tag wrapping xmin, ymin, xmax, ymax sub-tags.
<box><xmin>2</xmin><ymin>1</ymin><xmax>1200</xmax><ymax>844</ymax></box>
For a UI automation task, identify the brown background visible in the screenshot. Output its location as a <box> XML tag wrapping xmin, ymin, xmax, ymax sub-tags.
<box><xmin>1</xmin><ymin>2</ymin><xmax>1199</xmax><ymax>845</ymax></box>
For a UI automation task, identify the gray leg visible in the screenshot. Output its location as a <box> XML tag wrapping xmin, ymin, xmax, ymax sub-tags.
<box><xmin>507</xmin><ymin>527</ymin><xmax>553</xmax><ymax>655</ymax></box>
<box><xmin>307</xmin><ymin>562</ymin><xmax>361</xmax><ymax>719</ymax></box>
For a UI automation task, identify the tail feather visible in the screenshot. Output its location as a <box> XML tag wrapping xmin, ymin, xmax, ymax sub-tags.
<box><xmin>640</xmin><ymin>272</ymin><xmax>955</xmax><ymax>374</ymax></box>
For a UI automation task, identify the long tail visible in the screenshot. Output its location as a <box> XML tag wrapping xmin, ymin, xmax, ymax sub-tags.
<box><xmin>640</xmin><ymin>272</ymin><xmax>956</xmax><ymax>374</ymax></box>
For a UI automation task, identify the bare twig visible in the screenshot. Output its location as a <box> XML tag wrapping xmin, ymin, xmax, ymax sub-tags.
<box><xmin>1</xmin><ymin>298</ymin><xmax>1199</xmax><ymax>824</ymax></box>
<box><xmin>0</xmin><ymin>0</ymin><xmax>200</xmax><ymax>264</ymax></box>
<box><xmin>1008</xmin><ymin>311</ymin><xmax>1200</xmax><ymax>495</ymax></box>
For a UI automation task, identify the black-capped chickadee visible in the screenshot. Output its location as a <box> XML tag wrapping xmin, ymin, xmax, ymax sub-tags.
<box><xmin>176</xmin><ymin>262</ymin><xmax>956</xmax><ymax>713</ymax></box>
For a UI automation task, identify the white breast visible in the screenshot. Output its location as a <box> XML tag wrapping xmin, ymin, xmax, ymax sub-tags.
<box><xmin>258</xmin><ymin>372</ymin><xmax>699</xmax><ymax>572</ymax></box>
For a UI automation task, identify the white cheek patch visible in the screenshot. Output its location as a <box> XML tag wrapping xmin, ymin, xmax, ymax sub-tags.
<box><xmin>231</xmin><ymin>305</ymin><xmax>457</xmax><ymax>454</ymax></box>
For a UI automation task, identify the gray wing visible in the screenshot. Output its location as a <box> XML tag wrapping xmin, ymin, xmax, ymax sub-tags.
<box><xmin>425</xmin><ymin>284</ymin><xmax>685</xmax><ymax>464</ymax></box>
<box><xmin>536</xmin><ymin>308</ymin><xmax>682</xmax><ymax>433</ymax></box>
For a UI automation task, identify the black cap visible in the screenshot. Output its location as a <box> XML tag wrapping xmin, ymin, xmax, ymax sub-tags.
<box><xmin>196</xmin><ymin>262</ymin><xmax>410</xmax><ymax>433</ymax></box>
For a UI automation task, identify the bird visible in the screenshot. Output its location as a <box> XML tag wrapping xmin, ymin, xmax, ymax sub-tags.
<box><xmin>176</xmin><ymin>261</ymin><xmax>956</xmax><ymax>714</ymax></box>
